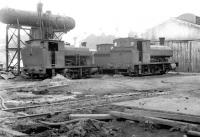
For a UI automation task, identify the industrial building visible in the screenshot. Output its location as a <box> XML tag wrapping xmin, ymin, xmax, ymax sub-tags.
<box><xmin>143</xmin><ymin>13</ymin><xmax>200</xmax><ymax>72</ymax></box>
<box><xmin>143</xmin><ymin>13</ymin><xmax>200</xmax><ymax>40</ymax></box>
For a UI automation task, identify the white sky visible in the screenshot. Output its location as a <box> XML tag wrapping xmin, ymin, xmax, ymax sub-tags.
<box><xmin>0</xmin><ymin>0</ymin><xmax>200</xmax><ymax>44</ymax></box>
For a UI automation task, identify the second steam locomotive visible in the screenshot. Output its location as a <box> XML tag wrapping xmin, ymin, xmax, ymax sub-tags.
<box><xmin>94</xmin><ymin>37</ymin><xmax>177</xmax><ymax>76</ymax></box>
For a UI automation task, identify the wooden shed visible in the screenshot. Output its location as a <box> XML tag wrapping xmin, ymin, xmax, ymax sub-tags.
<box><xmin>143</xmin><ymin>13</ymin><xmax>200</xmax><ymax>72</ymax></box>
<box><xmin>154</xmin><ymin>40</ymin><xmax>200</xmax><ymax>72</ymax></box>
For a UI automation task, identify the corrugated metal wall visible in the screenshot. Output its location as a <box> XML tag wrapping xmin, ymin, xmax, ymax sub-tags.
<box><xmin>164</xmin><ymin>40</ymin><xmax>200</xmax><ymax>72</ymax></box>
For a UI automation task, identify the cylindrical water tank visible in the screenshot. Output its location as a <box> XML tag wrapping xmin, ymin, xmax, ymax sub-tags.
<box><xmin>150</xmin><ymin>45</ymin><xmax>173</xmax><ymax>57</ymax></box>
<box><xmin>0</xmin><ymin>8</ymin><xmax>75</xmax><ymax>32</ymax></box>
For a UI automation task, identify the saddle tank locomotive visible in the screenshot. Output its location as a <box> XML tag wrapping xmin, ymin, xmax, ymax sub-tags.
<box><xmin>94</xmin><ymin>37</ymin><xmax>177</xmax><ymax>76</ymax></box>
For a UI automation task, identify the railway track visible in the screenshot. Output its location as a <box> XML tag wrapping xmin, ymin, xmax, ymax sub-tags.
<box><xmin>0</xmin><ymin>90</ymin><xmax>169</xmax><ymax>137</ymax></box>
<box><xmin>2</xmin><ymin>91</ymin><xmax>168</xmax><ymax>120</ymax></box>
<box><xmin>4</xmin><ymin>91</ymin><xmax>163</xmax><ymax>112</ymax></box>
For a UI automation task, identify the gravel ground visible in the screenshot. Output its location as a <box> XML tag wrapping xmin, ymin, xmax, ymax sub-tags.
<box><xmin>0</xmin><ymin>73</ymin><xmax>199</xmax><ymax>136</ymax></box>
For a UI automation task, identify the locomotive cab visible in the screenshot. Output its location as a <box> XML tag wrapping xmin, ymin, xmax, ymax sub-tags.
<box><xmin>112</xmin><ymin>38</ymin><xmax>151</xmax><ymax>66</ymax></box>
<box><xmin>21</xmin><ymin>40</ymin><xmax>65</xmax><ymax>77</ymax></box>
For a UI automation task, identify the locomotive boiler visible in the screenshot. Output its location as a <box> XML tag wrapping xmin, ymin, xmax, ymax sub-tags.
<box><xmin>94</xmin><ymin>37</ymin><xmax>177</xmax><ymax>76</ymax></box>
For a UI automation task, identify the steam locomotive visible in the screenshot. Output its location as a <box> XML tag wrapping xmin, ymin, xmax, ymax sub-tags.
<box><xmin>94</xmin><ymin>37</ymin><xmax>177</xmax><ymax>76</ymax></box>
<box><xmin>21</xmin><ymin>40</ymin><xmax>94</xmax><ymax>78</ymax></box>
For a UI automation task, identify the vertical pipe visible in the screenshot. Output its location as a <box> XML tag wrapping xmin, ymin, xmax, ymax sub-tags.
<box><xmin>6</xmin><ymin>25</ymin><xmax>9</xmax><ymax>71</ymax></box>
<box><xmin>17</xmin><ymin>25</ymin><xmax>21</xmax><ymax>75</ymax></box>
<box><xmin>79</xmin><ymin>54</ymin><xmax>80</xmax><ymax>66</ymax></box>
<box><xmin>76</xmin><ymin>54</ymin><xmax>77</xmax><ymax>66</ymax></box>
<box><xmin>189</xmin><ymin>42</ymin><xmax>192</xmax><ymax>72</ymax></box>
<box><xmin>52</xmin><ymin>68</ymin><xmax>55</xmax><ymax>77</ymax></box>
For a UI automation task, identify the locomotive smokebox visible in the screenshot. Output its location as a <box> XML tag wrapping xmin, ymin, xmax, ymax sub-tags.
<box><xmin>0</xmin><ymin>8</ymin><xmax>75</xmax><ymax>32</ymax></box>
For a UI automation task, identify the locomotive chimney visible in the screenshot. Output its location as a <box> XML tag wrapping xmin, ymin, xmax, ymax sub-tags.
<box><xmin>159</xmin><ymin>37</ymin><xmax>165</xmax><ymax>45</ymax></box>
<box><xmin>37</xmin><ymin>2</ymin><xmax>43</xmax><ymax>15</ymax></box>
<box><xmin>37</xmin><ymin>2</ymin><xmax>43</xmax><ymax>39</ymax></box>
<box><xmin>81</xmin><ymin>42</ymin><xmax>87</xmax><ymax>47</ymax></box>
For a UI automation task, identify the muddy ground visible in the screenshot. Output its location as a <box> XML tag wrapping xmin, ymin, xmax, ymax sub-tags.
<box><xmin>0</xmin><ymin>72</ymin><xmax>200</xmax><ymax>137</ymax></box>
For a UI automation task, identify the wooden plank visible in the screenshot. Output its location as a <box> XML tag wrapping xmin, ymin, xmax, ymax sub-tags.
<box><xmin>3</xmin><ymin>104</ymin><xmax>50</xmax><ymax>112</ymax></box>
<box><xmin>0</xmin><ymin>127</ymin><xmax>27</xmax><ymax>137</ymax></box>
<box><xmin>3</xmin><ymin>97</ymin><xmax>100</xmax><ymax>112</ymax></box>
<box><xmin>15</xmin><ymin>112</ymin><xmax>53</xmax><ymax>119</ymax></box>
<box><xmin>39</xmin><ymin>118</ymin><xmax>87</xmax><ymax>127</ymax></box>
<box><xmin>112</xmin><ymin>102</ymin><xmax>200</xmax><ymax>122</ymax></box>
<box><xmin>187</xmin><ymin>130</ymin><xmax>200</xmax><ymax>136</ymax></box>
<box><xmin>69</xmin><ymin>114</ymin><xmax>112</xmax><ymax>120</ymax></box>
<box><xmin>0</xmin><ymin>112</ymin><xmax>57</xmax><ymax>120</ymax></box>
<box><xmin>110</xmin><ymin>111</ymin><xmax>200</xmax><ymax>131</ymax></box>
<box><xmin>3</xmin><ymin>101</ymin><xmax>76</xmax><ymax>112</ymax></box>
<box><xmin>124</xmin><ymin>108</ymin><xmax>200</xmax><ymax>123</ymax></box>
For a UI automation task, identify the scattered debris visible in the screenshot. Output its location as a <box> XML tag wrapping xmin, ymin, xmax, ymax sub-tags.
<box><xmin>0</xmin><ymin>127</ymin><xmax>27</xmax><ymax>137</ymax></box>
<box><xmin>14</xmin><ymin>118</ymin><xmax>119</xmax><ymax>137</ymax></box>
<box><xmin>52</xmin><ymin>74</ymin><xmax>70</xmax><ymax>81</ymax></box>
<box><xmin>31</xmin><ymin>89</ymin><xmax>49</xmax><ymax>95</ymax></box>
<box><xmin>12</xmin><ymin>119</ymin><xmax>49</xmax><ymax>135</ymax></box>
<box><xmin>0</xmin><ymin>72</ymin><xmax>199</xmax><ymax>137</ymax></box>
<box><xmin>42</xmin><ymin>74</ymin><xmax>71</xmax><ymax>83</ymax></box>
<box><xmin>63</xmin><ymin>118</ymin><xmax>118</xmax><ymax>137</ymax></box>
<box><xmin>14</xmin><ymin>75</ymin><xmax>27</xmax><ymax>81</ymax></box>
<box><xmin>113</xmin><ymin>74</ymin><xmax>124</xmax><ymax>78</ymax></box>
<box><xmin>101</xmin><ymin>75</ymin><xmax>112</xmax><ymax>79</ymax></box>
<box><xmin>0</xmin><ymin>71</ymin><xmax>15</xmax><ymax>80</ymax></box>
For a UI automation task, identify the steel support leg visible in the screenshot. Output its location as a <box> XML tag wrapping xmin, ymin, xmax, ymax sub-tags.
<box><xmin>17</xmin><ymin>25</ymin><xmax>20</xmax><ymax>75</ymax></box>
<box><xmin>6</xmin><ymin>25</ymin><xmax>9</xmax><ymax>71</ymax></box>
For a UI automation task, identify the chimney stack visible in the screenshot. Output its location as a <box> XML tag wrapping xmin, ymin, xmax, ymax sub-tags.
<box><xmin>159</xmin><ymin>37</ymin><xmax>165</xmax><ymax>45</ymax></box>
<box><xmin>81</xmin><ymin>42</ymin><xmax>87</xmax><ymax>47</ymax></box>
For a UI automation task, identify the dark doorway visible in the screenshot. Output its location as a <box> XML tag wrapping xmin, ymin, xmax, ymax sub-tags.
<box><xmin>51</xmin><ymin>52</ymin><xmax>56</xmax><ymax>66</ymax></box>
<box><xmin>48</xmin><ymin>42</ymin><xmax>58</xmax><ymax>51</ymax></box>
<box><xmin>48</xmin><ymin>42</ymin><xmax>58</xmax><ymax>66</ymax></box>
<box><xmin>137</xmin><ymin>41</ymin><xmax>143</xmax><ymax>62</ymax></box>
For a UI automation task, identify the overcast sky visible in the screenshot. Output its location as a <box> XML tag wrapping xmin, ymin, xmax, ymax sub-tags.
<box><xmin>0</xmin><ymin>0</ymin><xmax>200</xmax><ymax>44</ymax></box>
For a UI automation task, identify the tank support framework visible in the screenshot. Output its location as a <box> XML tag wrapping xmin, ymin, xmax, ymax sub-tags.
<box><xmin>53</xmin><ymin>32</ymin><xmax>64</xmax><ymax>40</ymax></box>
<box><xmin>5</xmin><ymin>24</ymin><xmax>30</xmax><ymax>74</ymax></box>
<box><xmin>5</xmin><ymin>24</ymin><xmax>63</xmax><ymax>74</ymax></box>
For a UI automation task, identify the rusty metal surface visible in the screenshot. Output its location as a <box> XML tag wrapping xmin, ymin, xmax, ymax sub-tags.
<box><xmin>150</xmin><ymin>45</ymin><xmax>173</xmax><ymax>57</ymax></box>
<box><xmin>0</xmin><ymin>8</ymin><xmax>75</xmax><ymax>32</ymax></box>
